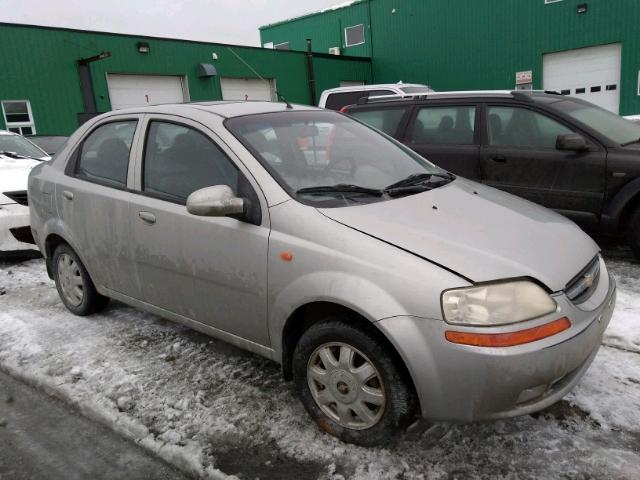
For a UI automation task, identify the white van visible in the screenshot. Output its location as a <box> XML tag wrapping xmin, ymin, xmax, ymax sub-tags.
<box><xmin>318</xmin><ymin>83</ymin><xmax>434</xmax><ymax>110</ymax></box>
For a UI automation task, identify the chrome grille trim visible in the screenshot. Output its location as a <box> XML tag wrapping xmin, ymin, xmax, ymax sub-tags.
<box><xmin>565</xmin><ymin>256</ymin><xmax>600</xmax><ymax>303</ymax></box>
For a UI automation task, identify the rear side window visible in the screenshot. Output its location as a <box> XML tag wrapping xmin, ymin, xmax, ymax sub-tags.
<box><xmin>349</xmin><ymin>108</ymin><xmax>407</xmax><ymax>137</ymax></box>
<box><xmin>76</xmin><ymin>121</ymin><xmax>137</xmax><ymax>188</ymax></box>
<box><xmin>411</xmin><ymin>106</ymin><xmax>476</xmax><ymax>145</ymax></box>
<box><xmin>488</xmin><ymin>106</ymin><xmax>573</xmax><ymax>148</ymax></box>
<box><xmin>325</xmin><ymin>91</ymin><xmax>367</xmax><ymax>110</ymax></box>
<box><xmin>143</xmin><ymin>121</ymin><xmax>239</xmax><ymax>203</ymax></box>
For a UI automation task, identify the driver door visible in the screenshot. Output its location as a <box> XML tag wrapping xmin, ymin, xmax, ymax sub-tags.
<box><xmin>129</xmin><ymin>115</ymin><xmax>271</xmax><ymax>346</ymax></box>
<box><xmin>480</xmin><ymin>104</ymin><xmax>606</xmax><ymax>229</ymax></box>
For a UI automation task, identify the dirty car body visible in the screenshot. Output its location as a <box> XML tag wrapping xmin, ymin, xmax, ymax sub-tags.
<box><xmin>28</xmin><ymin>101</ymin><xmax>616</xmax><ymax>444</ymax></box>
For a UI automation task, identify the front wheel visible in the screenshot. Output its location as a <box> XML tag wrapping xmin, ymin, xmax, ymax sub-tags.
<box><xmin>628</xmin><ymin>207</ymin><xmax>640</xmax><ymax>261</ymax></box>
<box><xmin>292</xmin><ymin>319</ymin><xmax>417</xmax><ymax>446</ymax></box>
<box><xmin>52</xmin><ymin>244</ymin><xmax>109</xmax><ymax>316</ymax></box>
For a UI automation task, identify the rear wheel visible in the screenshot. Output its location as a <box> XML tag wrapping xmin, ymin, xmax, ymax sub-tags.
<box><xmin>628</xmin><ymin>207</ymin><xmax>640</xmax><ymax>260</ymax></box>
<box><xmin>53</xmin><ymin>244</ymin><xmax>109</xmax><ymax>316</ymax></box>
<box><xmin>292</xmin><ymin>318</ymin><xmax>417</xmax><ymax>446</ymax></box>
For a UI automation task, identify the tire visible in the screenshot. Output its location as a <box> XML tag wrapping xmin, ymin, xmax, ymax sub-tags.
<box><xmin>52</xmin><ymin>244</ymin><xmax>109</xmax><ymax>316</ymax></box>
<box><xmin>292</xmin><ymin>318</ymin><xmax>418</xmax><ymax>446</ymax></box>
<box><xmin>629</xmin><ymin>207</ymin><xmax>640</xmax><ymax>261</ymax></box>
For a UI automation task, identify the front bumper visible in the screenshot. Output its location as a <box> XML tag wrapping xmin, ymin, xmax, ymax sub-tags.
<box><xmin>0</xmin><ymin>203</ymin><xmax>37</xmax><ymax>252</ymax></box>
<box><xmin>377</xmin><ymin>262</ymin><xmax>616</xmax><ymax>422</ymax></box>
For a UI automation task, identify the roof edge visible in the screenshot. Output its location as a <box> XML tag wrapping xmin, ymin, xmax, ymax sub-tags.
<box><xmin>260</xmin><ymin>0</ymin><xmax>367</xmax><ymax>30</ymax></box>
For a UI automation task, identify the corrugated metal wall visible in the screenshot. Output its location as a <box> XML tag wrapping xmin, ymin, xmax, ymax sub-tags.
<box><xmin>260</xmin><ymin>0</ymin><xmax>640</xmax><ymax>115</ymax></box>
<box><xmin>0</xmin><ymin>24</ymin><xmax>371</xmax><ymax>134</ymax></box>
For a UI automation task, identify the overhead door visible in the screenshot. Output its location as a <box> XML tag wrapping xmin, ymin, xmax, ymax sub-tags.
<box><xmin>220</xmin><ymin>77</ymin><xmax>275</xmax><ymax>101</ymax></box>
<box><xmin>543</xmin><ymin>44</ymin><xmax>622</xmax><ymax>113</ymax></box>
<box><xmin>107</xmin><ymin>74</ymin><xmax>188</xmax><ymax>110</ymax></box>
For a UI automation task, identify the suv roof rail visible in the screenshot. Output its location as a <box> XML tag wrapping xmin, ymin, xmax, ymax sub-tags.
<box><xmin>356</xmin><ymin>94</ymin><xmax>429</xmax><ymax>106</ymax></box>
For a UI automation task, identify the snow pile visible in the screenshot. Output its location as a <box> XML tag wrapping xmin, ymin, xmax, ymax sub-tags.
<box><xmin>0</xmin><ymin>257</ymin><xmax>639</xmax><ymax>479</ymax></box>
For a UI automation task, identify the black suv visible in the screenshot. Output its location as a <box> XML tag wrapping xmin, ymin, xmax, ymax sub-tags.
<box><xmin>342</xmin><ymin>91</ymin><xmax>640</xmax><ymax>258</ymax></box>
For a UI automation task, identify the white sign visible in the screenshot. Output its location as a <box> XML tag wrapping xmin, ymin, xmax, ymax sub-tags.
<box><xmin>516</xmin><ymin>70</ymin><xmax>533</xmax><ymax>85</ymax></box>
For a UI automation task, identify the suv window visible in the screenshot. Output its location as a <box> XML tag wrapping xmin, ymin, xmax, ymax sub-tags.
<box><xmin>76</xmin><ymin>121</ymin><xmax>137</xmax><ymax>188</ymax></box>
<box><xmin>411</xmin><ymin>106</ymin><xmax>476</xmax><ymax>145</ymax></box>
<box><xmin>488</xmin><ymin>106</ymin><xmax>573</xmax><ymax>148</ymax></box>
<box><xmin>325</xmin><ymin>91</ymin><xmax>367</xmax><ymax>110</ymax></box>
<box><xmin>349</xmin><ymin>108</ymin><xmax>407</xmax><ymax>136</ymax></box>
<box><xmin>143</xmin><ymin>121</ymin><xmax>239</xmax><ymax>203</ymax></box>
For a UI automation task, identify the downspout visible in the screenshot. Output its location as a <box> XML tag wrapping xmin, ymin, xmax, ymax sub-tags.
<box><xmin>306</xmin><ymin>39</ymin><xmax>317</xmax><ymax>106</ymax></box>
<box><xmin>367</xmin><ymin>0</ymin><xmax>374</xmax><ymax>83</ymax></box>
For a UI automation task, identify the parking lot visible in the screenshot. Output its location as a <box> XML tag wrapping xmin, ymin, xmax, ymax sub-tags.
<box><xmin>1</xmin><ymin>247</ymin><xmax>638</xmax><ymax>480</ymax></box>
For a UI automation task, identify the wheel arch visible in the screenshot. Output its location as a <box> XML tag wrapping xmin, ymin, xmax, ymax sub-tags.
<box><xmin>603</xmin><ymin>177</ymin><xmax>640</xmax><ymax>232</ymax></box>
<box><xmin>279</xmin><ymin>301</ymin><xmax>418</xmax><ymax>403</ymax></box>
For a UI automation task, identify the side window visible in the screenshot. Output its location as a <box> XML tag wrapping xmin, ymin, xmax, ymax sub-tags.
<box><xmin>488</xmin><ymin>106</ymin><xmax>573</xmax><ymax>148</ymax></box>
<box><xmin>76</xmin><ymin>121</ymin><xmax>137</xmax><ymax>187</ymax></box>
<box><xmin>349</xmin><ymin>108</ymin><xmax>407</xmax><ymax>136</ymax></box>
<box><xmin>366</xmin><ymin>90</ymin><xmax>395</xmax><ymax>97</ymax></box>
<box><xmin>411</xmin><ymin>106</ymin><xmax>476</xmax><ymax>145</ymax></box>
<box><xmin>143</xmin><ymin>121</ymin><xmax>239</xmax><ymax>203</ymax></box>
<box><xmin>325</xmin><ymin>91</ymin><xmax>367</xmax><ymax>110</ymax></box>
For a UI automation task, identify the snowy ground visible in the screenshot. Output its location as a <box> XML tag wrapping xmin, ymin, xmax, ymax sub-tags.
<box><xmin>0</xmin><ymin>251</ymin><xmax>639</xmax><ymax>479</ymax></box>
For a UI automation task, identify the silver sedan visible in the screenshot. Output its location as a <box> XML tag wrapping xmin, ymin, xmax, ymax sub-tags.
<box><xmin>28</xmin><ymin>101</ymin><xmax>615</xmax><ymax>446</ymax></box>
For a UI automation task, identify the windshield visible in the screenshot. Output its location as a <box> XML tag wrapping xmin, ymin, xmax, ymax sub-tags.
<box><xmin>225</xmin><ymin>110</ymin><xmax>447</xmax><ymax>207</ymax></box>
<box><xmin>28</xmin><ymin>136</ymin><xmax>68</xmax><ymax>155</ymax></box>
<box><xmin>555</xmin><ymin>99</ymin><xmax>640</xmax><ymax>145</ymax></box>
<box><xmin>400</xmin><ymin>86</ymin><xmax>433</xmax><ymax>94</ymax></box>
<box><xmin>0</xmin><ymin>134</ymin><xmax>48</xmax><ymax>159</ymax></box>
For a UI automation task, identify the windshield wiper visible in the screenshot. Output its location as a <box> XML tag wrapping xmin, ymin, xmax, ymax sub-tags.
<box><xmin>383</xmin><ymin>172</ymin><xmax>455</xmax><ymax>192</ymax></box>
<box><xmin>0</xmin><ymin>150</ymin><xmax>40</xmax><ymax>160</ymax></box>
<box><xmin>621</xmin><ymin>138</ymin><xmax>640</xmax><ymax>147</ymax></box>
<box><xmin>296</xmin><ymin>184</ymin><xmax>383</xmax><ymax>197</ymax></box>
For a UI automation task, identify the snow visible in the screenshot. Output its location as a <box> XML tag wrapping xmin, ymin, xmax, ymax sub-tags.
<box><xmin>0</xmin><ymin>254</ymin><xmax>639</xmax><ymax>479</ymax></box>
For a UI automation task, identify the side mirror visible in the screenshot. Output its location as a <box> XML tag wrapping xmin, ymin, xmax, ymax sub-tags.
<box><xmin>186</xmin><ymin>185</ymin><xmax>244</xmax><ymax>217</ymax></box>
<box><xmin>557</xmin><ymin>133</ymin><xmax>589</xmax><ymax>152</ymax></box>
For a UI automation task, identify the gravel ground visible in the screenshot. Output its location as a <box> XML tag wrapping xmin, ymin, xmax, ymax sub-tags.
<box><xmin>0</xmin><ymin>250</ymin><xmax>638</xmax><ymax>479</ymax></box>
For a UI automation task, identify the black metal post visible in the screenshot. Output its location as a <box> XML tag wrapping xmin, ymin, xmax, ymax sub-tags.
<box><xmin>306</xmin><ymin>39</ymin><xmax>317</xmax><ymax>106</ymax></box>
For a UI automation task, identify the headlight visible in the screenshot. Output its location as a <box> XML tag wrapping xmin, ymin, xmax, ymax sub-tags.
<box><xmin>442</xmin><ymin>280</ymin><xmax>557</xmax><ymax>326</ymax></box>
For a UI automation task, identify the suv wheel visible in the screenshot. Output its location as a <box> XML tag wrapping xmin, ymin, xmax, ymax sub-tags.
<box><xmin>53</xmin><ymin>244</ymin><xmax>109</xmax><ymax>316</ymax></box>
<box><xmin>628</xmin><ymin>206</ymin><xmax>640</xmax><ymax>260</ymax></box>
<box><xmin>292</xmin><ymin>318</ymin><xmax>417</xmax><ymax>446</ymax></box>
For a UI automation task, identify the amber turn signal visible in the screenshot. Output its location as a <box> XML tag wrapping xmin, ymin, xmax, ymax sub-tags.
<box><xmin>445</xmin><ymin>317</ymin><xmax>571</xmax><ymax>347</ymax></box>
<box><xmin>279</xmin><ymin>251</ymin><xmax>294</xmax><ymax>262</ymax></box>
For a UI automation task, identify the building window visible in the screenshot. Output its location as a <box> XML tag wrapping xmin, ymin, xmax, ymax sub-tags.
<box><xmin>345</xmin><ymin>24</ymin><xmax>365</xmax><ymax>47</ymax></box>
<box><xmin>274</xmin><ymin>42</ymin><xmax>290</xmax><ymax>50</ymax></box>
<box><xmin>1</xmin><ymin>100</ymin><xmax>36</xmax><ymax>135</ymax></box>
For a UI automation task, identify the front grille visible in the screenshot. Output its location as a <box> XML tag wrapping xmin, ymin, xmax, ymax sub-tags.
<box><xmin>3</xmin><ymin>190</ymin><xmax>29</xmax><ymax>206</ymax></box>
<box><xmin>565</xmin><ymin>256</ymin><xmax>600</xmax><ymax>304</ymax></box>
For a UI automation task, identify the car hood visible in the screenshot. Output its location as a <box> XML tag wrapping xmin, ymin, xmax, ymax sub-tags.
<box><xmin>318</xmin><ymin>178</ymin><xmax>599</xmax><ymax>292</ymax></box>
<box><xmin>0</xmin><ymin>155</ymin><xmax>40</xmax><ymax>199</ymax></box>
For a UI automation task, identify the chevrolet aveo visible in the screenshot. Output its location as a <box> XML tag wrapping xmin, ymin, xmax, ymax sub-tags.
<box><xmin>28</xmin><ymin>102</ymin><xmax>616</xmax><ymax>446</ymax></box>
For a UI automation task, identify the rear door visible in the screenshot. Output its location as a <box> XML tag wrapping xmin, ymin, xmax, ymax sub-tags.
<box><xmin>57</xmin><ymin>117</ymin><xmax>142</xmax><ymax>296</ymax></box>
<box><xmin>402</xmin><ymin>102</ymin><xmax>482</xmax><ymax>180</ymax></box>
<box><xmin>480</xmin><ymin>103</ymin><xmax>606</xmax><ymax>228</ymax></box>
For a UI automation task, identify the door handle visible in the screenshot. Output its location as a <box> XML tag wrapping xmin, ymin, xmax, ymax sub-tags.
<box><xmin>62</xmin><ymin>190</ymin><xmax>74</xmax><ymax>200</ymax></box>
<box><xmin>138</xmin><ymin>211</ymin><xmax>156</xmax><ymax>224</ymax></box>
<box><xmin>490</xmin><ymin>154</ymin><xmax>507</xmax><ymax>163</ymax></box>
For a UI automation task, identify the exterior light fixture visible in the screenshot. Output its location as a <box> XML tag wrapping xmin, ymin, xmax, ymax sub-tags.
<box><xmin>577</xmin><ymin>3</ymin><xmax>588</xmax><ymax>14</ymax></box>
<box><xmin>137</xmin><ymin>42</ymin><xmax>150</xmax><ymax>54</ymax></box>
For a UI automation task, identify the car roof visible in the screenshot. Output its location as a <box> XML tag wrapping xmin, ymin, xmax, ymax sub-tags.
<box><xmin>107</xmin><ymin>101</ymin><xmax>319</xmax><ymax>119</ymax></box>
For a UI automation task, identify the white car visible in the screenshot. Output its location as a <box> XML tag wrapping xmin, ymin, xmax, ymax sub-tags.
<box><xmin>319</xmin><ymin>83</ymin><xmax>434</xmax><ymax>110</ymax></box>
<box><xmin>0</xmin><ymin>130</ymin><xmax>50</xmax><ymax>253</ymax></box>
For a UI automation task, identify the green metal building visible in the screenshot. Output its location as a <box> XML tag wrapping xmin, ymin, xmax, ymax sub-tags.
<box><xmin>260</xmin><ymin>0</ymin><xmax>640</xmax><ymax>115</ymax></box>
<box><xmin>0</xmin><ymin>23</ymin><xmax>371</xmax><ymax>135</ymax></box>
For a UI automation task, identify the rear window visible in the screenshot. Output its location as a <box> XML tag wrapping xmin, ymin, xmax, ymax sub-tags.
<box><xmin>349</xmin><ymin>108</ymin><xmax>407</xmax><ymax>137</ymax></box>
<box><xmin>324</xmin><ymin>91</ymin><xmax>367</xmax><ymax>110</ymax></box>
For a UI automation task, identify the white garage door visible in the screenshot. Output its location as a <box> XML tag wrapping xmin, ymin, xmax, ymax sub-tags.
<box><xmin>220</xmin><ymin>77</ymin><xmax>275</xmax><ymax>101</ymax></box>
<box><xmin>107</xmin><ymin>74</ymin><xmax>188</xmax><ymax>110</ymax></box>
<box><xmin>543</xmin><ymin>44</ymin><xmax>622</xmax><ymax>113</ymax></box>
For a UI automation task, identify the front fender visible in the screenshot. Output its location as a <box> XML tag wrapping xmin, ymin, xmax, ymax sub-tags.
<box><xmin>268</xmin><ymin>271</ymin><xmax>408</xmax><ymax>359</ymax></box>
<box><xmin>602</xmin><ymin>176</ymin><xmax>640</xmax><ymax>230</ymax></box>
